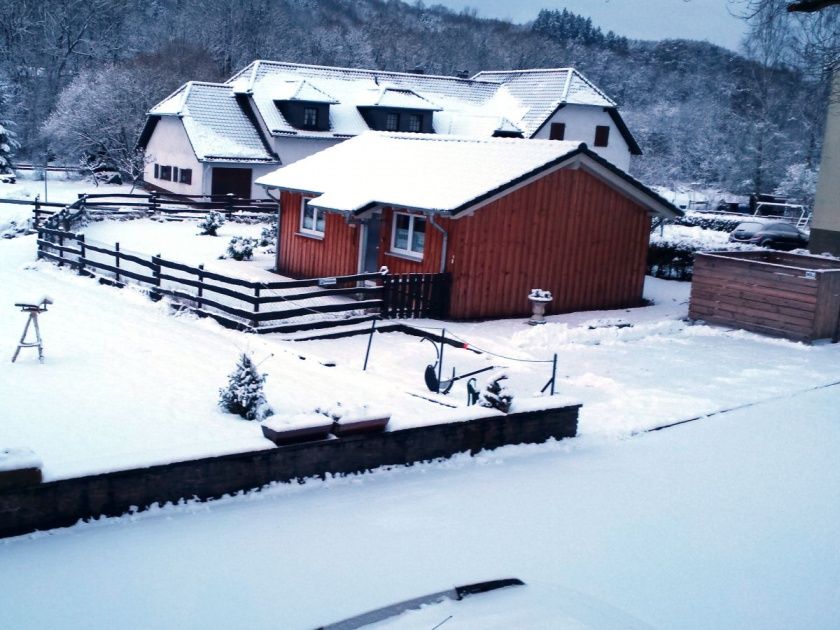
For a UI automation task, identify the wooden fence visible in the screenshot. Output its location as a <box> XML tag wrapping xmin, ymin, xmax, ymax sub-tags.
<box><xmin>36</xmin><ymin>227</ymin><xmax>452</xmax><ymax>332</ymax></box>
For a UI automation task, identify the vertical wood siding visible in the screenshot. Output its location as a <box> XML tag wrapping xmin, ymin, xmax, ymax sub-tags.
<box><xmin>276</xmin><ymin>192</ymin><xmax>360</xmax><ymax>278</ymax></box>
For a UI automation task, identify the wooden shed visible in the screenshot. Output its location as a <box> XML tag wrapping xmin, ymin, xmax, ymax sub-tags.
<box><xmin>690</xmin><ymin>251</ymin><xmax>840</xmax><ymax>343</ymax></box>
<box><xmin>257</xmin><ymin>133</ymin><xmax>681</xmax><ymax>320</ymax></box>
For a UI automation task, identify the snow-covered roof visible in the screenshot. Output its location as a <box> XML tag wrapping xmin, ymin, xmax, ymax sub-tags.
<box><xmin>148</xmin><ymin>82</ymin><xmax>276</xmax><ymax>163</ymax></box>
<box><xmin>472</xmin><ymin>68</ymin><xmax>616</xmax><ymax>136</ymax></box>
<box><xmin>224</xmin><ymin>60</ymin><xmax>618</xmax><ymax>140</ymax></box>
<box><xmin>255</xmin><ymin>133</ymin><xmax>678</xmax><ymax>218</ymax></box>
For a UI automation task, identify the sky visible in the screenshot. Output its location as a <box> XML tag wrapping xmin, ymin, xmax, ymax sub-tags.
<box><xmin>429</xmin><ymin>0</ymin><xmax>749</xmax><ymax>52</ymax></box>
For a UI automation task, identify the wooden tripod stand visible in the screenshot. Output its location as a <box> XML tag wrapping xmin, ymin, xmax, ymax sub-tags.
<box><xmin>11</xmin><ymin>298</ymin><xmax>52</xmax><ymax>363</ymax></box>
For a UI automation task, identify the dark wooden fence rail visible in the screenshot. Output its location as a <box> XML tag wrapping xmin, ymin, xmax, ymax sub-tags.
<box><xmin>36</xmin><ymin>226</ymin><xmax>453</xmax><ymax>331</ymax></box>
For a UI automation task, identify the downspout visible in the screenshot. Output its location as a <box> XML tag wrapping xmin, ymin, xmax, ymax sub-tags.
<box><xmin>264</xmin><ymin>187</ymin><xmax>282</xmax><ymax>272</ymax></box>
<box><xmin>427</xmin><ymin>214</ymin><xmax>448</xmax><ymax>273</ymax></box>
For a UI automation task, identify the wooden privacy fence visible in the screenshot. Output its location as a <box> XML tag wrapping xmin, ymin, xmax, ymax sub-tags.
<box><xmin>36</xmin><ymin>227</ymin><xmax>452</xmax><ymax>332</ymax></box>
<box><xmin>382</xmin><ymin>273</ymin><xmax>451</xmax><ymax>319</ymax></box>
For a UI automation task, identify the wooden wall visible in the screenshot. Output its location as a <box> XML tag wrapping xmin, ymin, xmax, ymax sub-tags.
<box><xmin>689</xmin><ymin>251</ymin><xmax>840</xmax><ymax>343</ymax></box>
<box><xmin>276</xmin><ymin>191</ymin><xmax>360</xmax><ymax>278</ymax></box>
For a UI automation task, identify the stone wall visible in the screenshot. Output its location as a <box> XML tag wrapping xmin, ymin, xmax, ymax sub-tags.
<box><xmin>0</xmin><ymin>405</ymin><xmax>579</xmax><ymax>539</ymax></box>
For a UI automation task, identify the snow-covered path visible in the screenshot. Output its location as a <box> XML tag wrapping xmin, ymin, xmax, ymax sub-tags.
<box><xmin>1</xmin><ymin>384</ymin><xmax>838</xmax><ymax>629</ymax></box>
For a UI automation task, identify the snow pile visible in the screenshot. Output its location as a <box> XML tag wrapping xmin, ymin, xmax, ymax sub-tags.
<box><xmin>261</xmin><ymin>412</ymin><xmax>332</xmax><ymax>432</ymax></box>
<box><xmin>315</xmin><ymin>402</ymin><xmax>391</xmax><ymax>423</ymax></box>
<box><xmin>513</xmin><ymin>319</ymin><xmax>687</xmax><ymax>349</ymax></box>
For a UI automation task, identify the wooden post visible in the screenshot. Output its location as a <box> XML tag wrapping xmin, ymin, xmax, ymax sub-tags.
<box><xmin>225</xmin><ymin>193</ymin><xmax>234</xmax><ymax>219</ymax></box>
<box><xmin>36</xmin><ymin>228</ymin><xmax>43</xmax><ymax>260</ymax></box>
<box><xmin>33</xmin><ymin>195</ymin><xmax>41</xmax><ymax>230</ymax></box>
<box><xmin>197</xmin><ymin>264</ymin><xmax>204</xmax><ymax>300</ymax></box>
<box><xmin>115</xmin><ymin>242</ymin><xmax>121</xmax><ymax>284</ymax></box>
<box><xmin>58</xmin><ymin>232</ymin><xmax>64</xmax><ymax>267</ymax></box>
<box><xmin>151</xmin><ymin>254</ymin><xmax>162</xmax><ymax>301</ymax></box>
<box><xmin>252</xmin><ymin>285</ymin><xmax>261</xmax><ymax>329</ymax></box>
<box><xmin>77</xmin><ymin>234</ymin><xmax>86</xmax><ymax>275</ymax></box>
<box><xmin>150</xmin><ymin>192</ymin><xmax>159</xmax><ymax>214</ymax></box>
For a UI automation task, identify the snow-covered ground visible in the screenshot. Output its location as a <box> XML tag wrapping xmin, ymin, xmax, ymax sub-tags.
<box><xmin>0</xmin><ymin>175</ymin><xmax>135</xmax><ymax>237</ymax></box>
<box><xmin>3</xmin><ymin>218</ymin><xmax>840</xmax><ymax>480</ymax></box>
<box><xmin>1</xmin><ymin>384</ymin><xmax>838</xmax><ymax>629</ymax></box>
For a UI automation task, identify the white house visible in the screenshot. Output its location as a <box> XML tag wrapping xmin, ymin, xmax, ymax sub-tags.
<box><xmin>138</xmin><ymin>60</ymin><xmax>642</xmax><ymax>199</ymax></box>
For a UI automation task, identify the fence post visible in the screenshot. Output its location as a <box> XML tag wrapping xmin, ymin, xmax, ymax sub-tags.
<box><xmin>33</xmin><ymin>195</ymin><xmax>41</xmax><ymax>230</ymax></box>
<box><xmin>197</xmin><ymin>264</ymin><xmax>204</xmax><ymax>301</ymax></box>
<box><xmin>151</xmin><ymin>253</ymin><xmax>162</xmax><ymax>301</ymax></box>
<box><xmin>150</xmin><ymin>192</ymin><xmax>159</xmax><ymax>214</ymax></box>
<box><xmin>77</xmin><ymin>234</ymin><xmax>86</xmax><ymax>275</ymax></box>
<box><xmin>225</xmin><ymin>193</ymin><xmax>234</xmax><ymax>219</ymax></box>
<box><xmin>252</xmin><ymin>285</ymin><xmax>261</xmax><ymax>330</ymax></box>
<box><xmin>58</xmin><ymin>231</ymin><xmax>64</xmax><ymax>267</ymax></box>
<box><xmin>363</xmin><ymin>318</ymin><xmax>377</xmax><ymax>371</ymax></box>
<box><xmin>115</xmin><ymin>242</ymin><xmax>121</xmax><ymax>284</ymax></box>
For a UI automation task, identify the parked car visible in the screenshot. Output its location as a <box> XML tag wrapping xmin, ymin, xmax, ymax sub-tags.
<box><xmin>729</xmin><ymin>221</ymin><xmax>809</xmax><ymax>250</ymax></box>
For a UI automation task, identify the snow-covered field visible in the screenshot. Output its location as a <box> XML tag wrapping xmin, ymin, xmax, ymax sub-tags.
<box><xmin>3</xmin><ymin>214</ymin><xmax>840</xmax><ymax>480</ymax></box>
<box><xmin>1</xmin><ymin>384</ymin><xmax>838</xmax><ymax>629</ymax></box>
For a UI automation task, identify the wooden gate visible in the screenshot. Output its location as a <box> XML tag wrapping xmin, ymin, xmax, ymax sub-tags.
<box><xmin>381</xmin><ymin>273</ymin><xmax>451</xmax><ymax>319</ymax></box>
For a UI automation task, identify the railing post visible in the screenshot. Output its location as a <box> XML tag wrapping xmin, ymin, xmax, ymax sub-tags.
<box><xmin>58</xmin><ymin>231</ymin><xmax>64</xmax><ymax>267</ymax></box>
<box><xmin>115</xmin><ymin>242</ymin><xmax>121</xmax><ymax>284</ymax></box>
<box><xmin>151</xmin><ymin>253</ymin><xmax>162</xmax><ymax>301</ymax></box>
<box><xmin>197</xmin><ymin>264</ymin><xmax>204</xmax><ymax>301</ymax></box>
<box><xmin>225</xmin><ymin>193</ymin><xmax>234</xmax><ymax>219</ymax></box>
<box><xmin>252</xmin><ymin>285</ymin><xmax>260</xmax><ymax>330</ymax></box>
<box><xmin>77</xmin><ymin>234</ymin><xmax>86</xmax><ymax>275</ymax></box>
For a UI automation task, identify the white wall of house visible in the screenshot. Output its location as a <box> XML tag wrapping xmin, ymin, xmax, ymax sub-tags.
<box><xmin>272</xmin><ymin>137</ymin><xmax>343</xmax><ymax>166</ymax></box>
<box><xmin>532</xmin><ymin>104</ymin><xmax>632</xmax><ymax>171</ymax></box>
<box><xmin>143</xmin><ymin>117</ymin><xmax>204</xmax><ymax>195</ymax></box>
<box><xmin>811</xmin><ymin>72</ymin><xmax>840</xmax><ymax>233</ymax></box>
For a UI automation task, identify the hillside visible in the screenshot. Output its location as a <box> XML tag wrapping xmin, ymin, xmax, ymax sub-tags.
<box><xmin>0</xmin><ymin>0</ymin><xmax>824</xmax><ymax>197</ymax></box>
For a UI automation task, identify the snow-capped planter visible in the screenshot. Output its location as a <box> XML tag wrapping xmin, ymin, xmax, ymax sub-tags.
<box><xmin>0</xmin><ymin>448</ymin><xmax>43</xmax><ymax>490</ymax></box>
<box><xmin>527</xmin><ymin>289</ymin><xmax>553</xmax><ymax>325</ymax></box>
<box><xmin>261</xmin><ymin>413</ymin><xmax>334</xmax><ymax>445</ymax></box>
<box><xmin>317</xmin><ymin>403</ymin><xmax>391</xmax><ymax>437</ymax></box>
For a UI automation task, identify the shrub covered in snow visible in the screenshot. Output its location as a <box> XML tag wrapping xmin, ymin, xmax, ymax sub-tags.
<box><xmin>479</xmin><ymin>372</ymin><xmax>513</xmax><ymax>413</ymax></box>
<box><xmin>258</xmin><ymin>222</ymin><xmax>278</xmax><ymax>247</ymax></box>
<box><xmin>198</xmin><ymin>211</ymin><xmax>225</xmax><ymax>236</ymax></box>
<box><xmin>648</xmin><ymin>224</ymin><xmax>757</xmax><ymax>281</ymax></box>
<box><xmin>673</xmin><ymin>212</ymin><xmax>751</xmax><ymax>233</ymax></box>
<box><xmin>226</xmin><ymin>236</ymin><xmax>257</xmax><ymax>261</ymax></box>
<box><xmin>218</xmin><ymin>353</ymin><xmax>273</xmax><ymax>421</ymax></box>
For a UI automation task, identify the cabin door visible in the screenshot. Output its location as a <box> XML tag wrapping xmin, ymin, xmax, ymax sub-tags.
<box><xmin>211</xmin><ymin>167</ymin><xmax>252</xmax><ymax>199</ymax></box>
<box><xmin>362</xmin><ymin>215</ymin><xmax>382</xmax><ymax>273</ymax></box>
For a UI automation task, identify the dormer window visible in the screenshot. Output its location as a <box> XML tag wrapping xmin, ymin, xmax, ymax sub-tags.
<box><xmin>385</xmin><ymin>113</ymin><xmax>399</xmax><ymax>131</ymax></box>
<box><xmin>406</xmin><ymin>114</ymin><xmax>422</xmax><ymax>133</ymax></box>
<box><xmin>303</xmin><ymin>107</ymin><xmax>318</xmax><ymax>128</ymax></box>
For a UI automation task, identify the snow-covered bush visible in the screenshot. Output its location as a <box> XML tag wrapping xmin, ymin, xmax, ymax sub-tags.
<box><xmin>479</xmin><ymin>372</ymin><xmax>513</xmax><ymax>413</ymax></box>
<box><xmin>674</xmin><ymin>212</ymin><xmax>746</xmax><ymax>233</ymax></box>
<box><xmin>198</xmin><ymin>210</ymin><xmax>225</xmax><ymax>236</ymax></box>
<box><xmin>259</xmin><ymin>222</ymin><xmax>278</xmax><ymax>247</ymax></box>
<box><xmin>648</xmin><ymin>224</ymin><xmax>756</xmax><ymax>281</ymax></box>
<box><xmin>226</xmin><ymin>236</ymin><xmax>257</xmax><ymax>261</ymax></box>
<box><xmin>218</xmin><ymin>353</ymin><xmax>273</xmax><ymax>421</ymax></box>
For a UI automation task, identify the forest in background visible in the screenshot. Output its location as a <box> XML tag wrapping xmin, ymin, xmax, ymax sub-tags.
<box><xmin>0</xmin><ymin>0</ymin><xmax>832</xmax><ymax>201</ymax></box>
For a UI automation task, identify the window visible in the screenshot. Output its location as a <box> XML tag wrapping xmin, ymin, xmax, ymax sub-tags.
<box><xmin>594</xmin><ymin>125</ymin><xmax>610</xmax><ymax>147</ymax></box>
<box><xmin>160</xmin><ymin>165</ymin><xmax>172</xmax><ymax>181</ymax></box>
<box><xmin>385</xmin><ymin>112</ymin><xmax>399</xmax><ymax>131</ymax></box>
<box><xmin>391</xmin><ymin>213</ymin><xmax>425</xmax><ymax>258</ymax></box>
<box><xmin>300</xmin><ymin>197</ymin><xmax>325</xmax><ymax>236</ymax></box>
<box><xmin>406</xmin><ymin>114</ymin><xmax>422</xmax><ymax>132</ymax></box>
<box><xmin>154</xmin><ymin>164</ymin><xmax>159</xmax><ymax>179</ymax></box>
<box><xmin>549</xmin><ymin>123</ymin><xmax>566</xmax><ymax>141</ymax></box>
<box><xmin>172</xmin><ymin>166</ymin><xmax>179</xmax><ymax>183</ymax></box>
<box><xmin>179</xmin><ymin>168</ymin><xmax>192</xmax><ymax>185</ymax></box>
<box><xmin>303</xmin><ymin>107</ymin><xmax>318</xmax><ymax>128</ymax></box>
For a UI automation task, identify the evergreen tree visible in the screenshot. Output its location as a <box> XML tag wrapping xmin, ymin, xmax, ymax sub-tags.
<box><xmin>0</xmin><ymin>81</ymin><xmax>20</xmax><ymax>175</ymax></box>
<box><xmin>479</xmin><ymin>372</ymin><xmax>513</xmax><ymax>413</ymax></box>
<box><xmin>219</xmin><ymin>353</ymin><xmax>273</xmax><ymax>421</ymax></box>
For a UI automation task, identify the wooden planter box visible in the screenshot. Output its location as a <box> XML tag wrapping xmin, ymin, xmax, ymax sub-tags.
<box><xmin>0</xmin><ymin>467</ymin><xmax>42</xmax><ymax>491</ymax></box>
<box><xmin>332</xmin><ymin>415</ymin><xmax>390</xmax><ymax>437</ymax></box>
<box><xmin>261</xmin><ymin>419</ymin><xmax>334</xmax><ymax>445</ymax></box>
<box><xmin>689</xmin><ymin>251</ymin><xmax>840</xmax><ymax>343</ymax></box>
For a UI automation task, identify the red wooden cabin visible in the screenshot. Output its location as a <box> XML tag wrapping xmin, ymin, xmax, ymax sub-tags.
<box><xmin>257</xmin><ymin>133</ymin><xmax>680</xmax><ymax>319</ymax></box>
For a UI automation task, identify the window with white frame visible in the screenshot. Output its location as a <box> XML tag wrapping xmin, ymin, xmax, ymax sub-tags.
<box><xmin>391</xmin><ymin>212</ymin><xmax>426</xmax><ymax>258</ymax></box>
<box><xmin>303</xmin><ymin>107</ymin><xmax>318</xmax><ymax>128</ymax></box>
<box><xmin>300</xmin><ymin>197</ymin><xmax>325</xmax><ymax>236</ymax></box>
